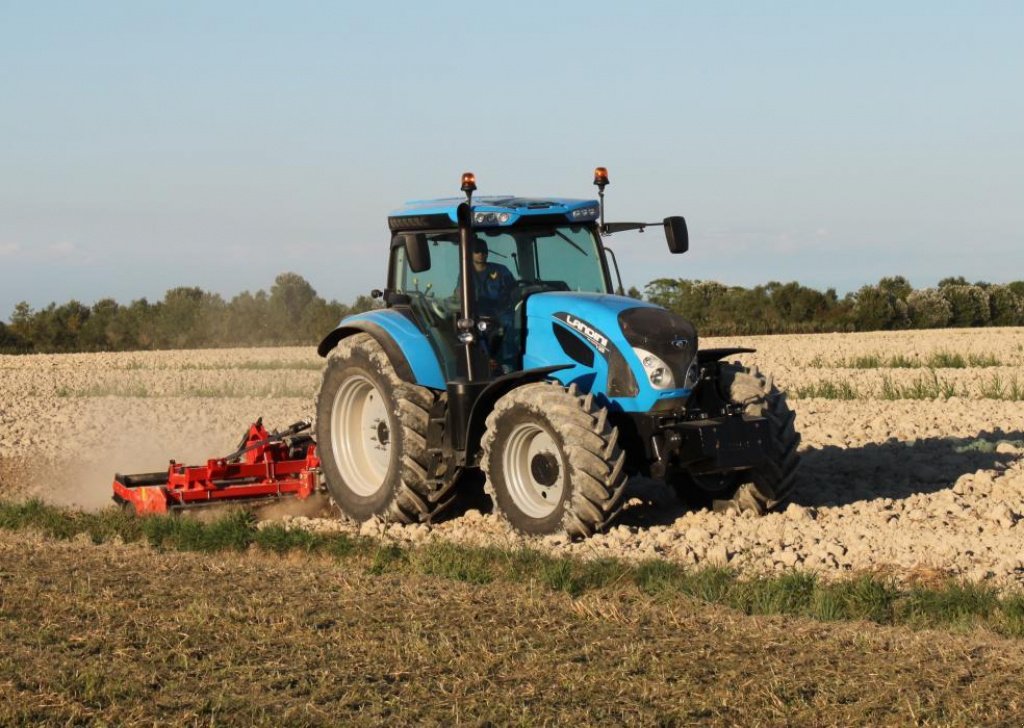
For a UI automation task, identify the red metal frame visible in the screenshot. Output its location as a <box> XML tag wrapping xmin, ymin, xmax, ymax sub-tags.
<box><xmin>112</xmin><ymin>421</ymin><xmax>321</xmax><ymax>515</ymax></box>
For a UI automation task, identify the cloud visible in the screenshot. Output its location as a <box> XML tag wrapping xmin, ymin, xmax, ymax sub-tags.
<box><xmin>0</xmin><ymin>242</ymin><xmax>20</xmax><ymax>257</ymax></box>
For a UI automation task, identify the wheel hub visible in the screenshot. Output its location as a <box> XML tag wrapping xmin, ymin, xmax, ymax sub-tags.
<box><xmin>375</xmin><ymin>420</ymin><xmax>390</xmax><ymax>447</ymax></box>
<box><xmin>530</xmin><ymin>452</ymin><xmax>559</xmax><ymax>487</ymax></box>
<box><xmin>330</xmin><ymin>374</ymin><xmax>393</xmax><ymax>497</ymax></box>
<box><xmin>501</xmin><ymin>422</ymin><xmax>566</xmax><ymax>519</ymax></box>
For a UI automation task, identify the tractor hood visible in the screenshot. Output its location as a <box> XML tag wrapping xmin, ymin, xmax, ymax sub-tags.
<box><xmin>522</xmin><ymin>292</ymin><xmax>699</xmax><ymax>412</ymax></box>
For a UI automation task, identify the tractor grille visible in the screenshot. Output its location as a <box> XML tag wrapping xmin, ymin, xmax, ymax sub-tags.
<box><xmin>618</xmin><ymin>307</ymin><xmax>698</xmax><ymax>387</ymax></box>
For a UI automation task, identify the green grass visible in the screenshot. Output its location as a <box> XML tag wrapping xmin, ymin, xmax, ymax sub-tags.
<box><xmin>880</xmin><ymin>370</ymin><xmax>962</xmax><ymax>400</ymax></box>
<box><xmin>978</xmin><ymin>374</ymin><xmax>1024</xmax><ymax>401</ymax></box>
<box><xmin>886</xmin><ymin>353</ymin><xmax>919</xmax><ymax>368</ymax></box>
<box><xmin>100</xmin><ymin>360</ymin><xmax>324</xmax><ymax>372</ymax></box>
<box><xmin>53</xmin><ymin>382</ymin><xmax>315</xmax><ymax>398</ymax></box>
<box><xmin>847</xmin><ymin>353</ymin><xmax>884</xmax><ymax>368</ymax></box>
<box><xmin>903</xmin><ymin>581</ymin><xmax>999</xmax><ymax>629</ymax></box>
<box><xmin>927</xmin><ymin>351</ymin><xmax>967</xmax><ymax>368</ymax></box>
<box><xmin>968</xmin><ymin>353</ymin><xmax>1002</xmax><ymax>367</ymax></box>
<box><xmin>794</xmin><ymin>371</ymin><xmax>1023</xmax><ymax>401</ymax></box>
<box><xmin>174</xmin><ymin>360</ymin><xmax>324</xmax><ymax>371</ymax></box>
<box><xmin>793</xmin><ymin>380</ymin><xmax>860</xmax><ymax>399</ymax></box>
<box><xmin>808</xmin><ymin>350</ymin><xmax>1003</xmax><ymax>369</ymax></box>
<box><xmin>2</xmin><ymin>498</ymin><xmax>1023</xmax><ymax>638</ymax></box>
<box><xmin>810</xmin><ymin>353</ymin><xmax>920</xmax><ymax>369</ymax></box>
<box><xmin>183</xmin><ymin>383</ymin><xmax>314</xmax><ymax>398</ymax></box>
<box><xmin>255</xmin><ymin>522</ymin><xmax>328</xmax><ymax>553</ymax></box>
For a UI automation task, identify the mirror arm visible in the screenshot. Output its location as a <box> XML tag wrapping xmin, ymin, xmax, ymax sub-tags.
<box><xmin>602</xmin><ymin>221</ymin><xmax>661</xmax><ymax>234</ymax></box>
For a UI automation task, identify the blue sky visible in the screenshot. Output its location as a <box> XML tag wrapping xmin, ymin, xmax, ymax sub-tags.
<box><xmin>1</xmin><ymin>1</ymin><xmax>1022</xmax><ymax>319</ymax></box>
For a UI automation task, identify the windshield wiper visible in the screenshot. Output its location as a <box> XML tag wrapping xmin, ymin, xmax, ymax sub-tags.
<box><xmin>551</xmin><ymin>230</ymin><xmax>588</xmax><ymax>256</ymax></box>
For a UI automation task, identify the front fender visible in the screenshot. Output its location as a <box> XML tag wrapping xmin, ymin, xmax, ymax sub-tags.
<box><xmin>462</xmin><ymin>365</ymin><xmax>572</xmax><ymax>464</ymax></box>
<box><xmin>317</xmin><ymin>309</ymin><xmax>446</xmax><ymax>389</ymax></box>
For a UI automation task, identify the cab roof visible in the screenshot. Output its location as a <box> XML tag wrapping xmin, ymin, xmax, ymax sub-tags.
<box><xmin>388</xmin><ymin>196</ymin><xmax>599</xmax><ymax>231</ymax></box>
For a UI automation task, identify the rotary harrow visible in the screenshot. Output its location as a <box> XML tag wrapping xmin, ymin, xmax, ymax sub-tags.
<box><xmin>112</xmin><ymin>419</ymin><xmax>320</xmax><ymax>514</ymax></box>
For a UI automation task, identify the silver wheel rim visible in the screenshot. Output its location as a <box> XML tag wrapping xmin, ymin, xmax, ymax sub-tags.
<box><xmin>502</xmin><ymin>422</ymin><xmax>565</xmax><ymax>519</ymax></box>
<box><xmin>330</xmin><ymin>374</ymin><xmax>392</xmax><ymax>496</ymax></box>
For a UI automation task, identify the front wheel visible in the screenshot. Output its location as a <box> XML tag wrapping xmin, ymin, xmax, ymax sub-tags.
<box><xmin>673</xmin><ymin>362</ymin><xmax>801</xmax><ymax>514</ymax></box>
<box><xmin>481</xmin><ymin>381</ymin><xmax>627</xmax><ymax>537</ymax></box>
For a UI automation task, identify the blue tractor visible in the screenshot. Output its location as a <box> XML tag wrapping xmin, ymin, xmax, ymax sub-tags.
<box><xmin>315</xmin><ymin>169</ymin><xmax>800</xmax><ymax>537</ymax></box>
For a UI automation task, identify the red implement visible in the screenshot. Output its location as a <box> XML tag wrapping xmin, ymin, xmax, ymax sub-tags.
<box><xmin>112</xmin><ymin>419</ymin><xmax>321</xmax><ymax>515</ymax></box>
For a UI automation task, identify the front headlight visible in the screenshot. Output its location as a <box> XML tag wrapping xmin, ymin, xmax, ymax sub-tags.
<box><xmin>632</xmin><ymin>347</ymin><xmax>675</xmax><ymax>390</ymax></box>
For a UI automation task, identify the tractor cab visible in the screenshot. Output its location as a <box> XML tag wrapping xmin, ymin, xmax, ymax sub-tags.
<box><xmin>385</xmin><ymin>197</ymin><xmax>614</xmax><ymax>378</ymax></box>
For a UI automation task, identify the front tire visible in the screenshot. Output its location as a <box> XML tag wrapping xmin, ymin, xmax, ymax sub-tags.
<box><xmin>481</xmin><ymin>381</ymin><xmax>627</xmax><ymax>537</ymax></box>
<box><xmin>675</xmin><ymin>362</ymin><xmax>801</xmax><ymax>514</ymax></box>
<box><xmin>315</xmin><ymin>333</ymin><xmax>447</xmax><ymax>523</ymax></box>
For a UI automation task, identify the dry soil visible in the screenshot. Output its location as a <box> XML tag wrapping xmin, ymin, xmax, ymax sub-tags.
<box><xmin>1</xmin><ymin>328</ymin><xmax>1023</xmax><ymax>587</ymax></box>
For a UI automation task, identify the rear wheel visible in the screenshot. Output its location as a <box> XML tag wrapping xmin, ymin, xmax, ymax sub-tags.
<box><xmin>316</xmin><ymin>333</ymin><xmax>449</xmax><ymax>523</ymax></box>
<box><xmin>674</xmin><ymin>362</ymin><xmax>801</xmax><ymax>514</ymax></box>
<box><xmin>481</xmin><ymin>381</ymin><xmax>627</xmax><ymax>537</ymax></box>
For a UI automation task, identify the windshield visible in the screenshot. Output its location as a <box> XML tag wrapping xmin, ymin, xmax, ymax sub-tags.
<box><xmin>389</xmin><ymin>223</ymin><xmax>609</xmax><ymax>378</ymax></box>
<box><xmin>390</xmin><ymin>224</ymin><xmax>609</xmax><ymax>299</ymax></box>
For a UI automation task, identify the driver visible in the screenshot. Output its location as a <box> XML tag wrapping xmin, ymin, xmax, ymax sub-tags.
<box><xmin>470</xmin><ymin>238</ymin><xmax>515</xmax><ymax>317</ymax></box>
<box><xmin>462</xmin><ymin>237</ymin><xmax>517</xmax><ymax>372</ymax></box>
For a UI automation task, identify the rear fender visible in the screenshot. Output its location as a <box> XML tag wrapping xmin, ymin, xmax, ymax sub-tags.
<box><xmin>317</xmin><ymin>310</ymin><xmax>446</xmax><ymax>389</ymax></box>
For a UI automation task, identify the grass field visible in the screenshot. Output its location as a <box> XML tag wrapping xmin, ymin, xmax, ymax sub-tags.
<box><xmin>1</xmin><ymin>504</ymin><xmax>1024</xmax><ymax>725</ymax></box>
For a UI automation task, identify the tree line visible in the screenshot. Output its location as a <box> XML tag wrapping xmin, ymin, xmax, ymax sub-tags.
<box><xmin>2</xmin><ymin>274</ymin><xmax>1023</xmax><ymax>354</ymax></box>
<box><xmin>640</xmin><ymin>276</ymin><xmax>1024</xmax><ymax>336</ymax></box>
<box><xmin>0</xmin><ymin>273</ymin><xmax>375</xmax><ymax>353</ymax></box>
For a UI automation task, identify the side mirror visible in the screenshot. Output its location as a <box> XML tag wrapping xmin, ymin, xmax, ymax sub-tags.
<box><xmin>401</xmin><ymin>233</ymin><xmax>430</xmax><ymax>272</ymax></box>
<box><xmin>663</xmin><ymin>216</ymin><xmax>688</xmax><ymax>254</ymax></box>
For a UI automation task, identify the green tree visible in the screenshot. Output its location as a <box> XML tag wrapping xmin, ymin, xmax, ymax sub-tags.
<box><xmin>9</xmin><ymin>302</ymin><xmax>34</xmax><ymax>344</ymax></box>
<box><xmin>877</xmin><ymin>276</ymin><xmax>913</xmax><ymax>301</ymax></box>
<box><xmin>29</xmin><ymin>301</ymin><xmax>92</xmax><ymax>351</ymax></box>
<box><xmin>907</xmin><ymin>288</ymin><xmax>952</xmax><ymax>329</ymax></box>
<box><xmin>987</xmin><ymin>285</ymin><xmax>1024</xmax><ymax>326</ymax></box>
<box><xmin>851</xmin><ymin>282</ymin><xmax>909</xmax><ymax>330</ymax></box>
<box><xmin>157</xmin><ymin>287</ymin><xmax>226</xmax><ymax>348</ymax></box>
<box><xmin>79</xmin><ymin>298</ymin><xmax>121</xmax><ymax>350</ymax></box>
<box><xmin>110</xmin><ymin>298</ymin><xmax>155</xmax><ymax>350</ymax></box>
<box><xmin>0</xmin><ymin>321</ymin><xmax>27</xmax><ymax>351</ymax></box>
<box><xmin>222</xmin><ymin>290</ymin><xmax>273</xmax><ymax>346</ymax></box>
<box><xmin>767</xmin><ymin>281</ymin><xmax>834</xmax><ymax>327</ymax></box>
<box><xmin>941</xmin><ymin>285</ymin><xmax>991</xmax><ymax>327</ymax></box>
<box><xmin>269</xmin><ymin>273</ymin><xmax>318</xmax><ymax>340</ymax></box>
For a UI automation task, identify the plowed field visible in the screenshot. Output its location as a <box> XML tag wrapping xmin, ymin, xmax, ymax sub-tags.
<box><xmin>2</xmin><ymin>327</ymin><xmax>1023</xmax><ymax>586</ymax></box>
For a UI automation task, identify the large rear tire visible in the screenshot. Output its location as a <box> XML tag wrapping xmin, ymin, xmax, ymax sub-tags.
<box><xmin>315</xmin><ymin>333</ymin><xmax>449</xmax><ymax>523</ymax></box>
<box><xmin>481</xmin><ymin>381</ymin><xmax>627</xmax><ymax>537</ymax></box>
<box><xmin>675</xmin><ymin>362</ymin><xmax>801</xmax><ymax>514</ymax></box>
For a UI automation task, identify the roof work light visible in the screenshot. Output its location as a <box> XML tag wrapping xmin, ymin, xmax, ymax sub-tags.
<box><xmin>593</xmin><ymin>166</ymin><xmax>610</xmax><ymax>233</ymax></box>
